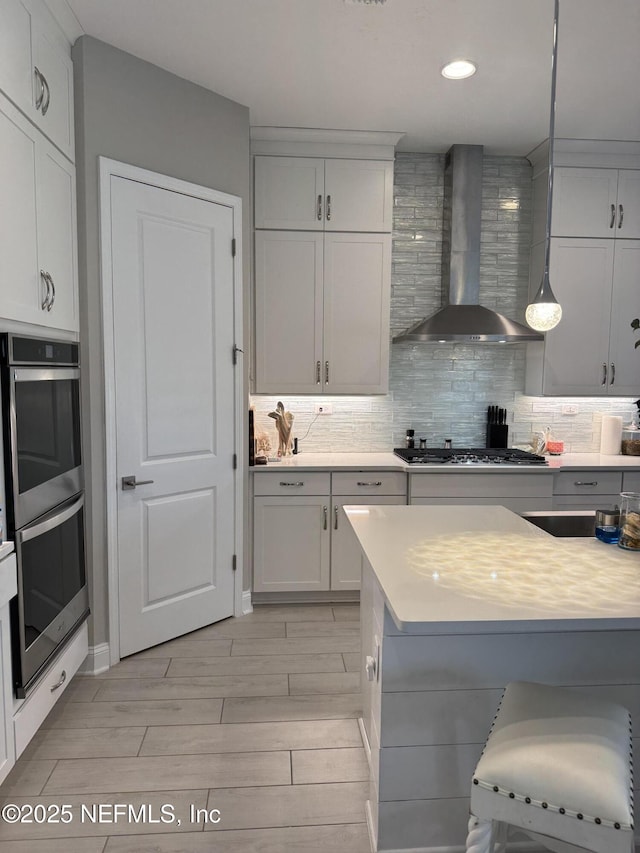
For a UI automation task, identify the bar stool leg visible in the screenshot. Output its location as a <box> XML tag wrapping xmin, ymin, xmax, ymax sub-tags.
<box><xmin>466</xmin><ymin>814</ymin><xmax>499</xmax><ymax>853</ymax></box>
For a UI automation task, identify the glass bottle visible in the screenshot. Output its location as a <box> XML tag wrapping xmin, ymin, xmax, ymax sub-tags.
<box><xmin>617</xmin><ymin>492</ymin><xmax>640</xmax><ymax>550</ymax></box>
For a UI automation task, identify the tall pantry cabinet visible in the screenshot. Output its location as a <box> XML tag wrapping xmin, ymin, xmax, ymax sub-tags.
<box><xmin>526</xmin><ymin>140</ymin><xmax>640</xmax><ymax>396</ymax></box>
<box><xmin>251</xmin><ymin>129</ymin><xmax>401</xmax><ymax>395</ymax></box>
<box><xmin>0</xmin><ymin>0</ymin><xmax>78</xmax><ymax>334</ymax></box>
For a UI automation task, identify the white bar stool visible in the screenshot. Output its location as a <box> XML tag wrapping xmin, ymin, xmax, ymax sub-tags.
<box><xmin>466</xmin><ymin>681</ymin><xmax>634</xmax><ymax>853</ymax></box>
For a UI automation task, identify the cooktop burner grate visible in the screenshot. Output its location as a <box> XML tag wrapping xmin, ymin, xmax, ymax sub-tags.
<box><xmin>393</xmin><ymin>447</ymin><xmax>547</xmax><ymax>465</ymax></box>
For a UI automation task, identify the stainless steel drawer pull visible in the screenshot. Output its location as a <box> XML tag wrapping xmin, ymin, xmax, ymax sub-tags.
<box><xmin>326</xmin><ymin>194</ymin><xmax>331</xmax><ymax>221</ymax></box>
<box><xmin>610</xmin><ymin>203</ymin><xmax>616</xmax><ymax>228</ymax></box>
<box><xmin>46</xmin><ymin>273</ymin><xmax>55</xmax><ymax>310</ymax></box>
<box><xmin>317</xmin><ymin>194</ymin><xmax>322</xmax><ymax>221</ymax></box>
<box><xmin>122</xmin><ymin>476</ymin><xmax>155</xmax><ymax>490</ymax></box>
<box><xmin>41</xmin><ymin>72</ymin><xmax>51</xmax><ymax>115</ymax></box>
<box><xmin>610</xmin><ymin>362</ymin><xmax>616</xmax><ymax>385</ymax></box>
<box><xmin>279</xmin><ymin>481</ymin><xmax>304</xmax><ymax>487</ymax></box>
<box><xmin>602</xmin><ymin>363</ymin><xmax>607</xmax><ymax>385</ymax></box>
<box><xmin>574</xmin><ymin>481</ymin><xmax>598</xmax><ymax>486</ymax></box>
<box><xmin>357</xmin><ymin>481</ymin><xmax>382</xmax><ymax>486</ymax></box>
<box><xmin>365</xmin><ymin>655</ymin><xmax>377</xmax><ymax>681</ymax></box>
<box><xmin>323</xmin><ymin>505</ymin><xmax>328</xmax><ymax>530</ymax></box>
<box><xmin>334</xmin><ymin>505</ymin><xmax>339</xmax><ymax>530</ymax></box>
<box><xmin>50</xmin><ymin>670</ymin><xmax>66</xmax><ymax>692</ymax></box>
<box><xmin>325</xmin><ymin>361</ymin><xmax>329</xmax><ymax>384</ymax></box>
<box><xmin>40</xmin><ymin>270</ymin><xmax>51</xmax><ymax>310</ymax></box>
<box><xmin>618</xmin><ymin>204</ymin><xmax>624</xmax><ymax>229</ymax></box>
<box><xmin>316</xmin><ymin>360</ymin><xmax>321</xmax><ymax>385</ymax></box>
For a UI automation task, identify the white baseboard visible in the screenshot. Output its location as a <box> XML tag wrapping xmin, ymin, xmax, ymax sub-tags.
<box><xmin>77</xmin><ymin>642</ymin><xmax>110</xmax><ymax>676</ymax></box>
<box><xmin>242</xmin><ymin>589</ymin><xmax>253</xmax><ymax>615</ymax></box>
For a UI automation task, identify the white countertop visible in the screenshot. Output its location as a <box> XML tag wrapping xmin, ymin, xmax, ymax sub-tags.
<box><xmin>344</xmin><ymin>504</ymin><xmax>640</xmax><ymax>634</ymax></box>
<box><xmin>251</xmin><ymin>451</ymin><xmax>640</xmax><ymax>473</ymax></box>
<box><xmin>0</xmin><ymin>542</ymin><xmax>14</xmax><ymax>561</ymax></box>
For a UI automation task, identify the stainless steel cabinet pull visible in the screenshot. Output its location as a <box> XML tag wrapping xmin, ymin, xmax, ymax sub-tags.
<box><xmin>325</xmin><ymin>361</ymin><xmax>329</xmax><ymax>384</ymax></box>
<box><xmin>575</xmin><ymin>481</ymin><xmax>598</xmax><ymax>486</ymax></box>
<box><xmin>365</xmin><ymin>655</ymin><xmax>377</xmax><ymax>681</ymax></box>
<box><xmin>317</xmin><ymin>194</ymin><xmax>322</xmax><ymax>221</ymax></box>
<box><xmin>50</xmin><ymin>669</ymin><xmax>66</xmax><ymax>692</ymax></box>
<box><xmin>41</xmin><ymin>72</ymin><xmax>51</xmax><ymax>115</ymax></box>
<box><xmin>46</xmin><ymin>273</ymin><xmax>55</xmax><ymax>310</ymax></box>
<box><xmin>323</xmin><ymin>505</ymin><xmax>328</xmax><ymax>530</ymax></box>
<box><xmin>326</xmin><ymin>194</ymin><xmax>331</xmax><ymax>221</ymax></box>
<box><xmin>121</xmin><ymin>475</ymin><xmax>155</xmax><ymax>490</ymax></box>
<box><xmin>610</xmin><ymin>203</ymin><xmax>616</xmax><ymax>228</ymax></box>
<box><xmin>357</xmin><ymin>481</ymin><xmax>382</xmax><ymax>486</ymax></box>
<box><xmin>618</xmin><ymin>204</ymin><xmax>624</xmax><ymax>229</ymax></box>
<box><xmin>334</xmin><ymin>505</ymin><xmax>339</xmax><ymax>530</ymax></box>
<box><xmin>316</xmin><ymin>360</ymin><xmax>321</xmax><ymax>385</ymax></box>
<box><xmin>610</xmin><ymin>362</ymin><xmax>616</xmax><ymax>385</ymax></box>
<box><xmin>40</xmin><ymin>270</ymin><xmax>51</xmax><ymax>310</ymax></box>
<box><xmin>34</xmin><ymin>67</ymin><xmax>44</xmax><ymax>110</ymax></box>
<box><xmin>279</xmin><ymin>481</ymin><xmax>304</xmax><ymax>487</ymax></box>
<box><xmin>602</xmin><ymin>363</ymin><xmax>607</xmax><ymax>385</ymax></box>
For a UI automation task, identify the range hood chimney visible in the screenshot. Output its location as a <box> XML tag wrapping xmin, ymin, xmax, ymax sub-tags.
<box><xmin>393</xmin><ymin>145</ymin><xmax>543</xmax><ymax>343</ymax></box>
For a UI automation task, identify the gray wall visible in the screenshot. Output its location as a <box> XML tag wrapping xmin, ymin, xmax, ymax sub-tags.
<box><xmin>72</xmin><ymin>36</ymin><xmax>250</xmax><ymax>649</ymax></box>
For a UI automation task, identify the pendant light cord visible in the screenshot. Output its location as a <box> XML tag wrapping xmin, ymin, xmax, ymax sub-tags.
<box><xmin>543</xmin><ymin>0</ymin><xmax>560</xmax><ymax>275</ymax></box>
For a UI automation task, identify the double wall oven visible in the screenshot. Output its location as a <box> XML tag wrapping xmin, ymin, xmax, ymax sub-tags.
<box><xmin>1</xmin><ymin>334</ymin><xmax>88</xmax><ymax>697</ymax></box>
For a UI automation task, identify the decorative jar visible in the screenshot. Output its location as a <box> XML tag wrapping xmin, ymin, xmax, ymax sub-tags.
<box><xmin>617</xmin><ymin>492</ymin><xmax>640</xmax><ymax>550</ymax></box>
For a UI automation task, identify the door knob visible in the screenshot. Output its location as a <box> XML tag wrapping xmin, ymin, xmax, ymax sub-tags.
<box><xmin>121</xmin><ymin>475</ymin><xmax>155</xmax><ymax>491</ymax></box>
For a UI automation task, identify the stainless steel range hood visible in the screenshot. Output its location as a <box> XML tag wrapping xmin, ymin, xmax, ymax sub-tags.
<box><xmin>393</xmin><ymin>145</ymin><xmax>543</xmax><ymax>343</ymax></box>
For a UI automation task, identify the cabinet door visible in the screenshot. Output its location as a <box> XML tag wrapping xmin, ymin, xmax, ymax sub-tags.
<box><xmin>254</xmin><ymin>156</ymin><xmax>324</xmax><ymax>230</ymax></box>
<box><xmin>0</xmin><ymin>0</ymin><xmax>34</xmax><ymax>114</ymax></box>
<box><xmin>33</xmin><ymin>22</ymin><xmax>74</xmax><ymax>161</ymax></box>
<box><xmin>616</xmin><ymin>171</ymin><xmax>640</xmax><ymax>239</ymax></box>
<box><xmin>324</xmin><ymin>159</ymin><xmax>394</xmax><ymax>232</ymax></box>
<box><xmin>551</xmin><ymin>168</ymin><xmax>619</xmax><ymax>238</ymax></box>
<box><xmin>253</xmin><ymin>497</ymin><xmax>330</xmax><ymax>592</ymax></box>
<box><xmin>0</xmin><ymin>600</ymin><xmax>15</xmax><ymax>785</ymax></box>
<box><xmin>608</xmin><ymin>240</ymin><xmax>640</xmax><ymax>395</ymax></box>
<box><xmin>540</xmin><ymin>238</ymin><xmax>614</xmax><ymax>394</ymax></box>
<box><xmin>254</xmin><ymin>231</ymin><xmax>323</xmax><ymax>393</ymax></box>
<box><xmin>36</xmin><ymin>140</ymin><xmax>78</xmax><ymax>331</ymax></box>
<box><xmin>332</xmin><ymin>496</ymin><xmax>405</xmax><ymax>591</ymax></box>
<box><xmin>0</xmin><ymin>93</ymin><xmax>41</xmax><ymax>325</ymax></box>
<box><xmin>323</xmin><ymin>233</ymin><xmax>391</xmax><ymax>394</ymax></box>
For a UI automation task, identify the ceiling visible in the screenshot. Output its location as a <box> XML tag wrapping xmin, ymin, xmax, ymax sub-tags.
<box><xmin>53</xmin><ymin>0</ymin><xmax>640</xmax><ymax>156</ymax></box>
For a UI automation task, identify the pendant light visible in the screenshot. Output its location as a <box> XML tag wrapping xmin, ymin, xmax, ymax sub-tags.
<box><xmin>526</xmin><ymin>0</ymin><xmax>562</xmax><ymax>332</ymax></box>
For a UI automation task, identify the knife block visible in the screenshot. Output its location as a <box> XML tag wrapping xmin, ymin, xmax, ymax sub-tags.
<box><xmin>486</xmin><ymin>423</ymin><xmax>508</xmax><ymax>449</ymax></box>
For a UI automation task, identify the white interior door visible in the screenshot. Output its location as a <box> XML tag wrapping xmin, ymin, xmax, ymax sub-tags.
<box><xmin>110</xmin><ymin>175</ymin><xmax>237</xmax><ymax>657</ymax></box>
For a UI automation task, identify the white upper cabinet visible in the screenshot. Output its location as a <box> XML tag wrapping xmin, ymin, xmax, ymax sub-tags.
<box><xmin>254</xmin><ymin>156</ymin><xmax>393</xmax><ymax>232</ymax></box>
<box><xmin>0</xmin><ymin>0</ymin><xmax>74</xmax><ymax>161</ymax></box>
<box><xmin>254</xmin><ymin>230</ymin><xmax>391</xmax><ymax>394</ymax></box>
<box><xmin>551</xmin><ymin>167</ymin><xmax>640</xmax><ymax>239</ymax></box>
<box><xmin>525</xmin><ymin>237</ymin><xmax>640</xmax><ymax>396</ymax></box>
<box><xmin>0</xmin><ymin>92</ymin><xmax>78</xmax><ymax>332</ymax></box>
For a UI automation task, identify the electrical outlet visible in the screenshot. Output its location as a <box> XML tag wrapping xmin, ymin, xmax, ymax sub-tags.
<box><xmin>562</xmin><ymin>405</ymin><xmax>579</xmax><ymax>415</ymax></box>
<box><xmin>314</xmin><ymin>403</ymin><xmax>333</xmax><ymax>415</ymax></box>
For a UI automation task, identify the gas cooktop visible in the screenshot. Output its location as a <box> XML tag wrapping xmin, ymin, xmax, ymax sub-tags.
<box><xmin>393</xmin><ymin>447</ymin><xmax>547</xmax><ymax>465</ymax></box>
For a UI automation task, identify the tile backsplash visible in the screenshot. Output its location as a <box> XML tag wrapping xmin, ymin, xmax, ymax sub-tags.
<box><xmin>251</xmin><ymin>152</ymin><xmax>638</xmax><ymax>454</ymax></box>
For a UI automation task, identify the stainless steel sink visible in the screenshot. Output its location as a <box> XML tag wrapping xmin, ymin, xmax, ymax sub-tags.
<box><xmin>521</xmin><ymin>511</ymin><xmax>596</xmax><ymax>538</ymax></box>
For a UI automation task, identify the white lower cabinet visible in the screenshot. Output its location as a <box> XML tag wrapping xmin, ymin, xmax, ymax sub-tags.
<box><xmin>252</xmin><ymin>470</ymin><xmax>407</xmax><ymax>594</ymax></box>
<box><xmin>13</xmin><ymin>620</ymin><xmax>88</xmax><ymax>757</ymax></box>
<box><xmin>553</xmin><ymin>469</ymin><xmax>623</xmax><ymax>510</ymax></box>
<box><xmin>409</xmin><ymin>472</ymin><xmax>553</xmax><ymax>512</ymax></box>
<box><xmin>0</xmin><ymin>551</ymin><xmax>18</xmax><ymax>785</ymax></box>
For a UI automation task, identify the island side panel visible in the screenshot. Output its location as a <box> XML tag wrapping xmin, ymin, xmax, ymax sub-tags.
<box><xmin>360</xmin><ymin>566</ymin><xmax>640</xmax><ymax>851</ymax></box>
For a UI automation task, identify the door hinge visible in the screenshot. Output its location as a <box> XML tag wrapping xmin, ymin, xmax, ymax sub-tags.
<box><xmin>231</xmin><ymin>238</ymin><xmax>236</xmax><ymax>257</ymax></box>
<box><xmin>233</xmin><ymin>453</ymin><xmax>237</xmax><ymax>469</ymax></box>
<box><xmin>232</xmin><ymin>554</ymin><xmax>237</xmax><ymax>572</ymax></box>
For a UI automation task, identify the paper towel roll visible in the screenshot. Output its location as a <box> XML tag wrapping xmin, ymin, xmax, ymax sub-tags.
<box><xmin>600</xmin><ymin>415</ymin><xmax>623</xmax><ymax>455</ymax></box>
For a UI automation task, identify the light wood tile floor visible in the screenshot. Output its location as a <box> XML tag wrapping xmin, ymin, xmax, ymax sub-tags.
<box><xmin>0</xmin><ymin>604</ymin><xmax>370</xmax><ymax>852</ymax></box>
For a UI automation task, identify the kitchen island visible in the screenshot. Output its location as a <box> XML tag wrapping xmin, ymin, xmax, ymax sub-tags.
<box><xmin>344</xmin><ymin>504</ymin><xmax>640</xmax><ymax>852</ymax></box>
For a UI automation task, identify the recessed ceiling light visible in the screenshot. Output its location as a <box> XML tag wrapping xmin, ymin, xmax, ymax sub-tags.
<box><xmin>441</xmin><ymin>60</ymin><xmax>477</xmax><ymax>80</ymax></box>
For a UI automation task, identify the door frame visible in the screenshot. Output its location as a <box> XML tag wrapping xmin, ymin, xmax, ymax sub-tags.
<box><xmin>99</xmin><ymin>157</ymin><xmax>244</xmax><ymax>665</ymax></box>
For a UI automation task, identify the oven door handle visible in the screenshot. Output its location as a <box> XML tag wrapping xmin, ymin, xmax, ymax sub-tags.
<box><xmin>17</xmin><ymin>494</ymin><xmax>84</xmax><ymax>544</ymax></box>
<box><xmin>12</xmin><ymin>367</ymin><xmax>80</xmax><ymax>383</ymax></box>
